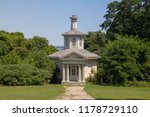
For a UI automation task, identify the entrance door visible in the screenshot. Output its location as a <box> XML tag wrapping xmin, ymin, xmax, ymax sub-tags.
<box><xmin>69</xmin><ymin>65</ymin><xmax>78</xmax><ymax>81</ymax></box>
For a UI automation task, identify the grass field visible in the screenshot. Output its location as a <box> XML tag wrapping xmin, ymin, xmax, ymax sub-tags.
<box><xmin>84</xmin><ymin>84</ymin><xmax>150</xmax><ymax>100</ymax></box>
<box><xmin>0</xmin><ymin>84</ymin><xmax>64</xmax><ymax>100</ymax></box>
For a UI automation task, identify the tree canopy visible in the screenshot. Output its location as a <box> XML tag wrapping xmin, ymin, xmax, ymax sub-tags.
<box><xmin>98</xmin><ymin>35</ymin><xmax>150</xmax><ymax>85</ymax></box>
<box><xmin>0</xmin><ymin>30</ymin><xmax>57</xmax><ymax>86</ymax></box>
<box><xmin>85</xmin><ymin>0</ymin><xmax>150</xmax><ymax>86</ymax></box>
<box><xmin>84</xmin><ymin>31</ymin><xmax>107</xmax><ymax>55</ymax></box>
<box><xmin>101</xmin><ymin>0</ymin><xmax>150</xmax><ymax>40</ymax></box>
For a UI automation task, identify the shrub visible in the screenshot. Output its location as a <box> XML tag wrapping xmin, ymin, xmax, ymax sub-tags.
<box><xmin>32</xmin><ymin>76</ymin><xmax>45</xmax><ymax>85</ymax></box>
<box><xmin>127</xmin><ymin>81</ymin><xmax>150</xmax><ymax>87</ymax></box>
<box><xmin>1</xmin><ymin>52</ymin><xmax>21</xmax><ymax>64</ymax></box>
<box><xmin>0</xmin><ymin>64</ymin><xmax>51</xmax><ymax>86</ymax></box>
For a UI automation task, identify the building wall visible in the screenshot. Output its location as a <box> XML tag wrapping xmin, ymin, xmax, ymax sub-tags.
<box><xmin>54</xmin><ymin>59</ymin><xmax>98</xmax><ymax>82</ymax></box>
<box><xmin>64</xmin><ymin>36</ymin><xmax>84</xmax><ymax>49</ymax></box>
<box><xmin>84</xmin><ymin>60</ymin><xmax>97</xmax><ymax>79</ymax></box>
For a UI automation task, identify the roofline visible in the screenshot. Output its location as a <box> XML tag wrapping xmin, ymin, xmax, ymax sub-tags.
<box><xmin>62</xmin><ymin>34</ymin><xmax>86</xmax><ymax>36</ymax></box>
<box><xmin>48</xmin><ymin>55</ymin><xmax>101</xmax><ymax>60</ymax></box>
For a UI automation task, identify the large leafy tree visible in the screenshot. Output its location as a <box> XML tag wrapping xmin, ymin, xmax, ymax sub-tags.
<box><xmin>31</xmin><ymin>36</ymin><xmax>49</xmax><ymax>50</ymax></box>
<box><xmin>0</xmin><ymin>30</ymin><xmax>57</xmax><ymax>86</ymax></box>
<box><xmin>101</xmin><ymin>0</ymin><xmax>150</xmax><ymax>40</ymax></box>
<box><xmin>84</xmin><ymin>31</ymin><xmax>107</xmax><ymax>55</ymax></box>
<box><xmin>98</xmin><ymin>35</ymin><xmax>150</xmax><ymax>85</ymax></box>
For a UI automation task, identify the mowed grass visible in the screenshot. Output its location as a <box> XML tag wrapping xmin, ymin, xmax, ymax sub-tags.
<box><xmin>84</xmin><ymin>84</ymin><xmax>150</xmax><ymax>100</ymax></box>
<box><xmin>0</xmin><ymin>84</ymin><xmax>64</xmax><ymax>100</ymax></box>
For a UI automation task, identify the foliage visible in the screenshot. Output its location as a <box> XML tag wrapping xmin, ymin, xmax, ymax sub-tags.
<box><xmin>1</xmin><ymin>52</ymin><xmax>21</xmax><ymax>64</ymax></box>
<box><xmin>12</xmin><ymin>47</ymin><xmax>29</xmax><ymax>59</ymax></box>
<box><xmin>0</xmin><ymin>40</ymin><xmax>9</xmax><ymax>56</ymax></box>
<box><xmin>84</xmin><ymin>31</ymin><xmax>107</xmax><ymax>55</ymax></box>
<box><xmin>101</xmin><ymin>0</ymin><xmax>150</xmax><ymax>40</ymax></box>
<box><xmin>27</xmin><ymin>50</ymin><xmax>56</xmax><ymax>79</ymax></box>
<box><xmin>0</xmin><ymin>30</ymin><xmax>57</xmax><ymax>86</ymax></box>
<box><xmin>97</xmin><ymin>35</ymin><xmax>150</xmax><ymax>85</ymax></box>
<box><xmin>0</xmin><ymin>64</ymin><xmax>54</xmax><ymax>86</ymax></box>
<box><xmin>0</xmin><ymin>64</ymin><xmax>42</xmax><ymax>86</ymax></box>
<box><xmin>30</xmin><ymin>36</ymin><xmax>49</xmax><ymax>50</ymax></box>
<box><xmin>127</xmin><ymin>81</ymin><xmax>150</xmax><ymax>87</ymax></box>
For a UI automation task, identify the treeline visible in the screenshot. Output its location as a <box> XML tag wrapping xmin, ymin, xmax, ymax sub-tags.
<box><xmin>0</xmin><ymin>31</ymin><xmax>57</xmax><ymax>86</ymax></box>
<box><xmin>85</xmin><ymin>0</ymin><xmax>150</xmax><ymax>86</ymax></box>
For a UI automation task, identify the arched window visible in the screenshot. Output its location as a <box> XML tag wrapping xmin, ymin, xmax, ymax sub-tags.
<box><xmin>72</xmin><ymin>38</ymin><xmax>76</xmax><ymax>47</ymax></box>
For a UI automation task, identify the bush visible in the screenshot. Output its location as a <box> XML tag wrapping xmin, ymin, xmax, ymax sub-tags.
<box><xmin>0</xmin><ymin>64</ymin><xmax>52</xmax><ymax>86</ymax></box>
<box><xmin>127</xmin><ymin>81</ymin><xmax>150</xmax><ymax>87</ymax></box>
<box><xmin>1</xmin><ymin>52</ymin><xmax>21</xmax><ymax>64</ymax></box>
<box><xmin>32</xmin><ymin>76</ymin><xmax>45</xmax><ymax>85</ymax></box>
<box><xmin>86</xmin><ymin>75</ymin><xmax>96</xmax><ymax>83</ymax></box>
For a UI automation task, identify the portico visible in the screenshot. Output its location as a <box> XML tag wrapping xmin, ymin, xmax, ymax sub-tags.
<box><xmin>62</xmin><ymin>64</ymin><xmax>85</xmax><ymax>83</ymax></box>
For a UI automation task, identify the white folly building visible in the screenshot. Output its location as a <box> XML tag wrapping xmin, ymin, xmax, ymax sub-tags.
<box><xmin>49</xmin><ymin>15</ymin><xmax>100</xmax><ymax>83</ymax></box>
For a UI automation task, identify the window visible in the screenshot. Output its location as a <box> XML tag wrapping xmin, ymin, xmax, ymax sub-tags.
<box><xmin>72</xmin><ymin>38</ymin><xmax>76</xmax><ymax>47</ymax></box>
<box><xmin>80</xmin><ymin>38</ymin><xmax>82</xmax><ymax>47</ymax></box>
<box><xmin>65</xmin><ymin>38</ymin><xmax>68</xmax><ymax>47</ymax></box>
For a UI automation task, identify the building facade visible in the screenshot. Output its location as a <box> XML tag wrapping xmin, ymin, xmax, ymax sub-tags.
<box><xmin>49</xmin><ymin>15</ymin><xmax>100</xmax><ymax>83</ymax></box>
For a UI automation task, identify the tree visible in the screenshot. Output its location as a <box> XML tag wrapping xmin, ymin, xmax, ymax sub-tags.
<box><xmin>44</xmin><ymin>45</ymin><xmax>58</xmax><ymax>54</ymax></box>
<box><xmin>84</xmin><ymin>31</ymin><xmax>107</xmax><ymax>55</ymax></box>
<box><xmin>30</xmin><ymin>36</ymin><xmax>49</xmax><ymax>50</ymax></box>
<box><xmin>0</xmin><ymin>30</ymin><xmax>57</xmax><ymax>85</ymax></box>
<box><xmin>1</xmin><ymin>52</ymin><xmax>20</xmax><ymax>64</ymax></box>
<box><xmin>97</xmin><ymin>35</ymin><xmax>150</xmax><ymax>85</ymax></box>
<box><xmin>13</xmin><ymin>47</ymin><xmax>29</xmax><ymax>59</ymax></box>
<box><xmin>27</xmin><ymin>50</ymin><xmax>56</xmax><ymax>82</ymax></box>
<box><xmin>11</xmin><ymin>32</ymin><xmax>25</xmax><ymax>47</ymax></box>
<box><xmin>0</xmin><ymin>40</ymin><xmax>9</xmax><ymax>56</ymax></box>
<box><xmin>101</xmin><ymin>0</ymin><xmax>150</xmax><ymax>40</ymax></box>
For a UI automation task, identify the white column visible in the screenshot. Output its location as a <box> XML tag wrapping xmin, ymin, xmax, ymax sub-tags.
<box><xmin>66</xmin><ymin>64</ymin><xmax>69</xmax><ymax>82</ymax></box>
<box><xmin>78</xmin><ymin>64</ymin><xmax>81</xmax><ymax>82</ymax></box>
<box><xmin>62</xmin><ymin>64</ymin><xmax>65</xmax><ymax>82</ymax></box>
<box><xmin>82</xmin><ymin>65</ymin><xmax>85</xmax><ymax>82</ymax></box>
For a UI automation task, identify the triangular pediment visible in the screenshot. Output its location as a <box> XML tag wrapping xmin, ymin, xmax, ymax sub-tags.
<box><xmin>64</xmin><ymin>52</ymin><xmax>85</xmax><ymax>59</ymax></box>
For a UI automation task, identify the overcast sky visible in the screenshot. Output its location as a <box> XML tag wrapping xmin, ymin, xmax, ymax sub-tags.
<box><xmin>0</xmin><ymin>0</ymin><xmax>115</xmax><ymax>46</ymax></box>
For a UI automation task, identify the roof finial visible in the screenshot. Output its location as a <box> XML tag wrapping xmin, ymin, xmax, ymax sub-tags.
<box><xmin>70</xmin><ymin>15</ymin><xmax>78</xmax><ymax>30</ymax></box>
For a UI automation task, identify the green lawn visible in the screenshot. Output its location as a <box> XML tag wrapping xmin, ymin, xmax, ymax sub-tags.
<box><xmin>0</xmin><ymin>84</ymin><xmax>64</xmax><ymax>100</ymax></box>
<box><xmin>84</xmin><ymin>84</ymin><xmax>150</xmax><ymax>100</ymax></box>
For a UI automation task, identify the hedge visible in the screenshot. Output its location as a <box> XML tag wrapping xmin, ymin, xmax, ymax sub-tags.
<box><xmin>0</xmin><ymin>64</ymin><xmax>51</xmax><ymax>86</ymax></box>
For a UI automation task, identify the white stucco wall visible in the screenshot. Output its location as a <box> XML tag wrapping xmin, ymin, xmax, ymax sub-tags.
<box><xmin>84</xmin><ymin>60</ymin><xmax>97</xmax><ymax>79</ymax></box>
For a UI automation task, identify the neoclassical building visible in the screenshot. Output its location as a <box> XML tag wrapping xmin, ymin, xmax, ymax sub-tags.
<box><xmin>49</xmin><ymin>15</ymin><xmax>99</xmax><ymax>83</ymax></box>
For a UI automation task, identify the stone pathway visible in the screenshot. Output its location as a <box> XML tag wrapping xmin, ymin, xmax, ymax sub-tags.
<box><xmin>56</xmin><ymin>85</ymin><xmax>94</xmax><ymax>100</ymax></box>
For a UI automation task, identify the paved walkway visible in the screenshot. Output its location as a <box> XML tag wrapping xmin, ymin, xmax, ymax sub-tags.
<box><xmin>56</xmin><ymin>85</ymin><xmax>94</xmax><ymax>100</ymax></box>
